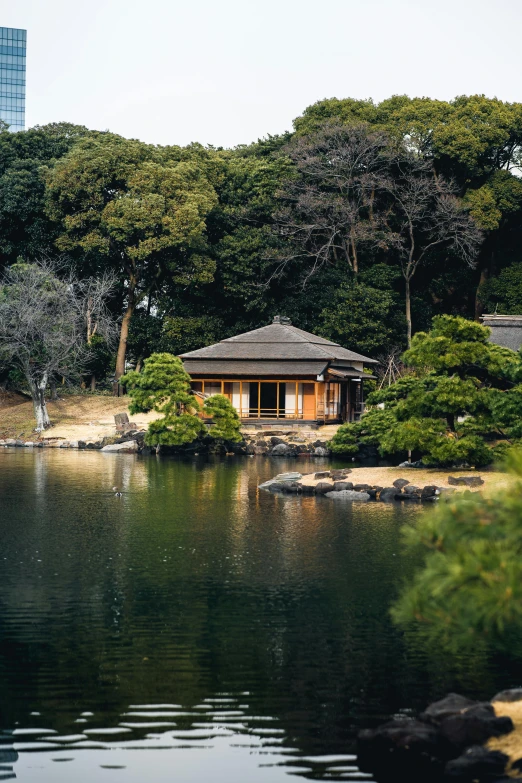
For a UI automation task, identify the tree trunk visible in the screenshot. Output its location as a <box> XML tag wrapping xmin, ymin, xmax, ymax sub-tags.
<box><xmin>405</xmin><ymin>277</ymin><xmax>412</xmax><ymax>348</ymax></box>
<box><xmin>474</xmin><ymin>267</ymin><xmax>489</xmax><ymax>321</ymax></box>
<box><xmin>50</xmin><ymin>378</ymin><xmax>58</xmax><ymax>401</ymax></box>
<box><xmin>90</xmin><ymin>374</ymin><xmax>96</xmax><ymax>392</ymax></box>
<box><xmin>30</xmin><ymin>374</ymin><xmax>51</xmax><ymax>431</ymax></box>
<box><xmin>114</xmin><ymin>290</ymin><xmax>135</xmax><ymax>396</ymax></box>
<box><xmin>447</xmin><ymin>413</ymin><xmax>456</xmax><ymax>432</ymax></box>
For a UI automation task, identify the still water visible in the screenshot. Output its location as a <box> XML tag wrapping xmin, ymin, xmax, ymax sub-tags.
<box><xmin>0</xmin><ymin>450</ymin><xmax>518</xmax><ymax>782</ymax></box>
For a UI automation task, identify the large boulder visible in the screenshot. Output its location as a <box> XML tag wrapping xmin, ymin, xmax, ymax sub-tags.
<box><xmin>393</xmin><ymin>478</ymin><xmax>410</xmax><ymax>489</ymax></box>
<box><xmin>421</xmin><ymin>694</ymin><xmax>481</xmax><ymax>725</ymax></box>
<box><xmin>448</xmin><ymin>475</ymin><xmax>484</xmax><ymax>487</ymax></box>
<box><xmin>492</xmin><ymin>689</ymin><xmax>522</xmax><ymax>703</ymax></box>
<box><xmin>325</xmin><ymin>490</ymin><xmax>370</xmax><ymax>501</ymax></box>
<box><xmin>271</xmin><ymin>443</ymin><xmax>297</xmax><ymax>456</ymax></box>
<box><xmin>333</xmin><ymin>481</ymin><xmax>354</xmax><ymax>491</ymax></box>
<box><xmin>444</xmin><ymin>746</ymin><xmax>509</xmax><ymax>780</ymax></box>
<box><xmin>421</xmin><ymin>485</ymin><xmax>439</xmax><ymax>499</ymax></box>
<box><xmin>380</xmin><ymin>487</ymin><xmax>400</xmax><ymax>502</ymax></box>
<box><xmin>314</xmin><ymin>482</ymin><xmax>334</xmax><ymax>494</ymax></box>
<box><xmin>358</xmin><ymin>719</ymin><xmax>447</xmax><ymax>782</ymax></box>
<box><xmin>403</xmin><ymin>485</ymin><xmax>422</xmax><ymax>499</ymax></box>
<box><xmin>314</xmin><ymin>447</ymin><xmax>330</xmax><ymax>456</ymax></box>
<box><xmin>314</xmin><ymin>471</ymin><xmax>331</xmax><ymax>479</ymax></box>
<box><xmin>101</xmin><ymin>440</ymin><xmax>139</xmax><ymax>453</ymax></box>
<box><xmin>438</xmin><ymin>704</ymin><xmax>513</xmax><ymax>752</ymax></box>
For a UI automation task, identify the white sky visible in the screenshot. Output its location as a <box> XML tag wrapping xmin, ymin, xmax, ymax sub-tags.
<box><xmin>3</xmin><ymin>0</ymin><xmax>522</xmax><ymax>148</ymax></box>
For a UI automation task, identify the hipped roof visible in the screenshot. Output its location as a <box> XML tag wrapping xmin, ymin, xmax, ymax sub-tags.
<box><xmin>180</xmin><ymin>322</ymin><xmax>377</xmax><ymax>364</ymax></box>
<box><xmin>481</xmin><ymin>314</ymin><xmax>522</xmax><ymax>353</ymax></box>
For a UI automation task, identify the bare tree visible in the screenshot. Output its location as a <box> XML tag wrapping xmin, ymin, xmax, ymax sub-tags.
<box><xmin>387</xmin><ymin>161</ymin><xmax>483</xmax><ymax>346</ymax></box>
<box><xmin>274</xmin><ymin>123</ymin><xmax>393</xmax><ymax>282</ymax></box>
<box><xmin>0</xmin><ymin>262</ymin><xmax>115</xmax><ymax>431</ymax></box>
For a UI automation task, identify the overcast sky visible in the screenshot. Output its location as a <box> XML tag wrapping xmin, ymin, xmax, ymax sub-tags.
<box><xmin>4</xmin><ymin>0</ymin><xmax>522</xmax><ymax>148</ymax></box>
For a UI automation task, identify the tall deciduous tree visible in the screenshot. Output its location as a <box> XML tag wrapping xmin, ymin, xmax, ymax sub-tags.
<box><xmin>45</xmin><ymin>134</ymin><xmax>218</xmax><ymax>390</ymax></box>
<box><xmin>0</xmin><ymin>262</ymin><xmax>114</xmax><ymax>430</ymax></box>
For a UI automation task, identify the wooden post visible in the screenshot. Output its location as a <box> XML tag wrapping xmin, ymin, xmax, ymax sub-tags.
<box><xmin>240</xmin><ymin>380</ymin><xmax>243</xmax><ymax>419</ymax></box>
<box><xmin>276</xmin><ymin>382</ymin><xmax>280</xmax><ymax>419</ymax></box>
<box><xmin>295</xmin><ymin>381</ymin><xmax>298</xmax><ymax>419</ymax></box>
<box><xmin>221</xmin><ymin>380</ymin><xmax>224</xmax><ymax>394</ymax></box>
<box><xmin>202</xmin><ymin>380</ymin><xmax>205</xmax><ymax>397</ymax></box>
<box><xmin>258</xmin><ymin>381</ymin><xmax>261</xmax><ymax>419</ymax></box>
<box><xmin>314</xmin><ymin>382</ymin><xmax>318</xmax><ymax>421</ymax></box>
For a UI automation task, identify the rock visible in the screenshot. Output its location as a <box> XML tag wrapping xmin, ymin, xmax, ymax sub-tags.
<box><xmin>393</xmin><ymin>478</ymin><xmax>410</xmax><ymax>489</ymax></box>
<box><xmin>492</xmin><ymin>689</ymin><xmax>522</xmax><ymax>703</ymax></box>
<box><xmin>398</xmin><ymin>460</ymin><xmax>424</xmax><ymax>468</ymax></box>
<box><xmin>69</xmin><ymin>441</ymin><xmax>79</xmax><ymax>449</ymax></box>
<box><xmin>367</xmin><ymin>486</ymin><xmax>382</xmax><ymax>499</ymax></box>
<box><xmin>421</xmin><ymin>694</ymin><xmax>484</xmax><ymax>725</ymax></box>
<box><xmin>437</xmin><ymin>487</ymin><xmax>457</xmax><ymax>495</ymax></box>
<box><xmin>281</xmin><ymin>482</ymin><xmax>301</xmax><ymax>493</ymax></box>
<box><xmin>333</xmin><ymin>481</ymin><xmax>354</xmax><ymax>491</ymax></box>
<box><xmin>78</xmin><ymin>441</ymin><xmax>87</xmax><ymax>450</ymax></box>
<box><xmin>403</xmin><ymin>485</ymin><xmax>422</xmax><ymax>498</ymax></box>
<box><xmin>270</xmin><ymin>437</ymin><xmax>285</xmax><ymax>446</ymax></box>
<box><xmin>101</xmin><ymin>440</ymin><xmax>139</xmax><ymax>453</ymax></box>
<box><xmin>331</xmin><ymin>469</ymin><xmax>351</xmax><ymax>479</ymax></box>
<box><xmin>444</xmin><ymin>746</ymin><xmax>509</xmax><ymax>780</ymax></box>
<box><xmin>357</xmin><ymin>719</ymin><xmax>446</xmax><ymax>782</ymax></box>
<box><xmin>271</xmin><ymin>443</ymin><xmax>297</xmax><ymax>456</ymax></box>
<box><xmin>114</xmin><ymin>412</ymin><xmax>130</xmax><ymax>429</ymax></box>
<box><xmin>58</xmin><ymin>441</ymin><xmax>69</xmax><ymax>448</ymax></box>
<box><xmin>4</xmin><ymin>439</ymin><xmax>17</xmax><ymax>446</ymax></box>
<box><xmin>253</xmin><ymin>445</ymin><xmax>268</xmax><ymax>455</ymax></box>
<box><xmin>268</xmin><ymin>482</ymin><xmax>285</xmax><ymax>492</ymax></box>
<box><xmin>448</xmin><ymin>476</ymin><xmax>485</xmax><ymax>487</ymax></box>
<box><xmin>25</xmin><ymin>441</ymin><xmax>35</xmax><ymax>447</ymax></box>
<box><xmin>354</xmin><ymin>483</ymin><xmax>373</xmax><ymax>492</ymax></box>
<box><xmin>421</xmin><ymin>485</ymin><xmax>438</xmax><ymax>499</ymax></box>
<box><xmin>380</xmin><ymin>487</ymin><xmax>400</xmax><ymax>501</ymax></box>
<box><xmin>255</xmin><ymin>439</ymin><xmax>268</xmax><ymax>447</ymax></box>
<box><xmin>439</xmin><ymin>704</ymin><xmax>513</xmax><ymax>752</ymax></box>
<box><xmin>15</xmin><ymin>439</ymin><xmax>24</xmax><ymax>447</ymax></box>
<box><xmin>314</xmin><ymin>471</ymin><xmax>331</xmax><ymax>479</ymax></box>
<box><xmin>297</xmin><ymin>483</ymin><xmax>316</xmax><ymax>493</ymax></box>
<box><xmin>314</xmin><ymin>482</ymin><xmax>334</xmax><ymax>494</ymax></box>
<box><xmin>325</xmin><ymin>490</ymin><xmax>370</xmax><ymax>501</ymax></box>
<box><xmin>274</xmin><ymin>472</ymin><xmax>302</xmax><ymax>482</ymax></box>
<box><xmin>314</xmin><ymin>447</ymin><xmax>330</xmax><ymax>456</ymax></box>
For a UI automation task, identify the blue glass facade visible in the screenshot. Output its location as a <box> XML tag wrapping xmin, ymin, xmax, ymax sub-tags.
<box><xmin>0</xmin><ymin>27</ymin><xmax>26</xmax><ymax>132</ymax></box>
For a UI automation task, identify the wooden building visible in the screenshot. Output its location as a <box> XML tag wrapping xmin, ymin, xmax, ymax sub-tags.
<box><xmin>480</xmin><ymin>314</ymin><xmax>522</xmax><ymax>352</ymax></box>
<box><xmin>180</xmin><ymin>316</ymin><xmax>377</xmax><ymax>424</ymax></box>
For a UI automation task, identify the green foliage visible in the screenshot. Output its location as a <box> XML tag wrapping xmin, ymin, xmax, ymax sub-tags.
<box><xmin>337</xmin><ymin>316</ymin><xmax>522</xmax><ymax>466</ymax></box>
<box><xmin>480</xmin><ymin>263</ymin><xmax>522</xmax><ymax>314</ymax></box>
<box><xmin>391</xmin><ymin>452</ymin><xmax>522</xmax><ymax>650</ymax></box>
<box><xmin>121</xmin><ymin>353</ymin><xmax>205</xmax><ymax>446</ymax></box>
<box><xmin>203</xmin><ymin>394</ymin><xmax>242</xmax><ymax>442</ymax></box>
<box><xmin>329</xmin><ymin>408</ymin><xmax>397</xmax><ymax>456</ymax></box>
<box><xmin>319</xmin><ymin>276</ymin><xmax>406</xmax><ymax>355</ymax></box>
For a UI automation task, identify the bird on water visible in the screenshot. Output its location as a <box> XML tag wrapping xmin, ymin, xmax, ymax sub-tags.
<box><xmin>112</xmin><ymin>486</ymin><xmax>123</xmax><ymax>497</ymax></box>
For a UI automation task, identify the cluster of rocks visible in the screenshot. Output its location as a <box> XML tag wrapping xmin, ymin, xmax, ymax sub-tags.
<box><xmin>0</xmin><ymin>431</ymin><xmax>146</xmax><ymax>453</ymax></box>
<box><xmin>357</xmin><ymin>691</ymin><xmax>522</xmax><ymax>782</ymax></box>
<box><xmin>259</xmin><ymin>472</ymin><xmax>483</xmax><ymax>501</ymax></box>
<box><xmin>239</xmin><ymin>431</ymin><xmax>331</xmax><ymax>457</ymax></box>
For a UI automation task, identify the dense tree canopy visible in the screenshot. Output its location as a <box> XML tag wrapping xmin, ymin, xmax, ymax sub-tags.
<box><xmin>1</xmin><ymin>95</ymin><xmax>522</xmax><ymax>398</ymax></box>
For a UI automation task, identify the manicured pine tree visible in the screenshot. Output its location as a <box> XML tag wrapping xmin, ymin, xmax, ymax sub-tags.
<box><xmin>121</xmin><ymin>353</ymin><xmax>205</xmax><ymax>447</ymax></box>
<box><xmin>203</xmin><ymin>394</ymin><xmax>242</xmax><ymax>442</ymax></box>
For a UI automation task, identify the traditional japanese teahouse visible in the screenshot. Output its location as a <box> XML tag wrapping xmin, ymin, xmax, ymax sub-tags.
<box><xmin>180</xmin><ymin>316</ymin><xmax>377</xmax><ymax>424</ymax></box>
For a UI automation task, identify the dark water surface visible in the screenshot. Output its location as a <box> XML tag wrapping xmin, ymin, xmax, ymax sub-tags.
<box><xmin>0</xmin><ymin>451</ymin><xmax>518</xmax><ymax>782</ymax></box>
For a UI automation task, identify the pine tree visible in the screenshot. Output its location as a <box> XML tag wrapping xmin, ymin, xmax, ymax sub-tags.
<box><xmin>121</xmin><ymin>353</ymin><xmax>205</xmax><ymax>447</ymax></box>
<box><xmin>391</xmin><ymin>451</ymin><xmax>522</xmax><ymax>651</ymax></box>
<box><xmin>203</xmin><ymin>394</ymin><xmax>242</xmax><ymax>442</ymax></box>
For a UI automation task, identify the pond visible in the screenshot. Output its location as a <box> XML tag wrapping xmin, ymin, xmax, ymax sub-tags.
<box><xmin>0</xmin><ymin>450</ymin><xmax>518</xmax><ymax>782</ymax></box>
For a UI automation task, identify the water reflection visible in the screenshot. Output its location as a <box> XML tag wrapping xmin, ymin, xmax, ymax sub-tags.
<box><xmin>0</xmin><ymin>450</ymin><xmax>519</xmax><ymax>782</ymax></box>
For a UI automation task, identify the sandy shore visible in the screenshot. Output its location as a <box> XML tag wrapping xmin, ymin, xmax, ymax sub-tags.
<box><xmin>298</xmin><ymin>466</ymin><xmax>513</xmax><ymax>497</ymax></box>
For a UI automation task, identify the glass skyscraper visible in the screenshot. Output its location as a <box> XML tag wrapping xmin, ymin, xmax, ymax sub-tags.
<box><xmin>0</xmin><ymin>27</ymin><xmax>26</xmax><ymax>132</ymax></box>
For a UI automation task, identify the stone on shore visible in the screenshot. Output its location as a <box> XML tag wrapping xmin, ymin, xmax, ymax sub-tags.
<box><xmin>101</xmin><ymin>440</ymin><xmax>139</xmax><ymax>453</ymax></box>
<box><xmin>325</xmin><ymin>490</ymin><xmax>370</xmax><ymax>501</ymax></box>
<box><xmin>448</xmin><ymin>475</ymin><xmax>484</xmax><ymax>487</ymax></box>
